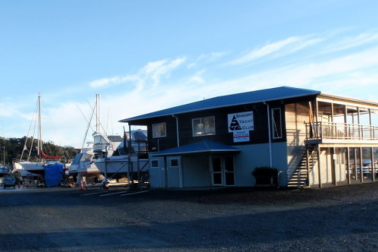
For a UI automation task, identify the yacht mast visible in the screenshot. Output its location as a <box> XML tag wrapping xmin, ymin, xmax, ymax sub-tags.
<box><xmin>37</xmin><ymin>93</ymin><xmax>42</xmax><ymax>158</ymax></box>
<box><xmin>95</xmin><ymin>94</ymin><xmax>101</xmax><ymax>134</ymax></box>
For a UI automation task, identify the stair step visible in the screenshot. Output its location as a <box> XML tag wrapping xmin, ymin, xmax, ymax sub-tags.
<box><xmin>287</xmin><ymin>145</ymin><xmax>319</xmax><ymax>188</ymax></box>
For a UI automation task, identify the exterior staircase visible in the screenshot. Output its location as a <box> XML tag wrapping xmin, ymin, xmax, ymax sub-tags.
<box><xmin>287</xmin><ymin>145</ymin><xmax>318</xmax><ymax>188</ymax></box>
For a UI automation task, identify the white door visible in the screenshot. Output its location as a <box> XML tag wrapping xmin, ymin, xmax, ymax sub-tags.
<box><xmin>211</xmin><ymin>156</ymin><xmax>234</xmax><ymax>186</ymax></box>
<box><xmin>167</xmin><ymin>156</ymin><xmax>182</xmax><ymax>188</ymax></box>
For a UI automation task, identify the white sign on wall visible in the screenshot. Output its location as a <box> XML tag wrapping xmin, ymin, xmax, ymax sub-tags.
<box><xmin>228</xmin><ymin>111</ymin><xmax>254</xmax><ymax>132</ymax></box>
<box><xmin>233</xmin><ymin>130</ymin><xmax>250</xmax><ymax>142</ymax></box>
<box><xmin>228</xmin><ymin>111</ymin><xmax>254</xmax><ymax>142</ymax></box>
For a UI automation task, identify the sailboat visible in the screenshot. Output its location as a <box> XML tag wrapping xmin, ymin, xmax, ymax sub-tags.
<box><xmin>13</xmin><ymin>94</ymin><xmax>63</xmax><ymax>180</ymax></box>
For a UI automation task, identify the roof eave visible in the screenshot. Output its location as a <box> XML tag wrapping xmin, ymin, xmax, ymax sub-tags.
<box><xmin>120</xmin><ymin>92</ymin><xmax>320</xmax><ymax>123</ymax></box>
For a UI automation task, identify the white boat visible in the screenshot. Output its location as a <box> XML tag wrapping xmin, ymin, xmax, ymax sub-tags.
<box><xmin>12</xmin><ymin>162</ymin><xmax>39</xmax><ymax>178</ymax></box>
<box><xmin>70</xmin><ymin>142</ymin><xmax>94</xmax><ymax>176</ymax></box>
<box><xmin>71</xmin><ymin>142</ymin><xmax>103</xmax><ymax>184</ymax></box>
<box><xmin>94</xmin><ymin>129</ymin><xmax>149</xmax><ymax>183</ymax></box>
<box><xmin>14</xmin><ymin>94</ymin><xmax>62</xmax><ymax>178</ymax></box>
<box><xmin>73</xmin><ymin>94</ymin><xmax>122</xmax><ymax>184</ymax></box>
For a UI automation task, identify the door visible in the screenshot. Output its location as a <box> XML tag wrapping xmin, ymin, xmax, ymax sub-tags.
<box><xmin>149</xmin><ymin>158</ymin><xmax>165</xmax><ymax>188</ymax></box>
<box><xmin>167</xmin><ymin>156</ymin><xmax>182</xmax><ymax>188</ymax></box>
<box><xmin>211</xmin><ymin>156</ymin><xmax>234</xmax><ymax>186</ymax></box>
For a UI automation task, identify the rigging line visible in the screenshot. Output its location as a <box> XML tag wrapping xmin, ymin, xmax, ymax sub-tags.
<box><xmin>76</xmin><ymin>102</ymin><xmax>96</xmax><ymax>149</ymax></box>
<box><xmin>86</xmin><ymin>96</ymin><xmax>105</xmax><ymax>135</ymax></box>
<box><xmin>27</xmin><ymin>116</ymin><xmax>38</xmax><ymax>161</ymax></box>
<box><xmin>96</xmin><ymin>104</ymin><xmax>109</xmax><ymax>136</ymax></box>
<box><xmin>91</xmin><ymin>96</ymin><xmax>115</xmax><ymax>152</ymax></box>
<box><xmin>21</xmin><ymin>98</ymin><xmax>39</xmax><ymax>161</ymax></box>
<box><xmin>91</xmin><ymin>95</ymin><xmax>110</xmax><ymax>137</ymax></box>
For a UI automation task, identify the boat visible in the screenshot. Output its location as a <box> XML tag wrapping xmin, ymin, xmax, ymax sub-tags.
<box><xmin>13</xmin><ymin>94</ymin><xmax>63</xmax><ymax>181</ymax></box>
<box><xmin>93</xmin><ymin>129</ymin><xmax>149</xmax><ymax>184</ymax></box>
<box><xmin>12</xmin><ymin>162</ymin><xmax>41</xmax><ymax>178</ymax></box>
<box><xmin>72</xmin><ymin>94</ymin><xmax>122</xmax><ymax>184</ymax></box>
<box><xmin>71</xmin><ymin>141</ymin><xmax>104</xmax><ymax>184</ymax></box>
<box><xmin>69</xmin><ymin>142</ymin><xmax>95</xmax><ymax>182</ymax></box>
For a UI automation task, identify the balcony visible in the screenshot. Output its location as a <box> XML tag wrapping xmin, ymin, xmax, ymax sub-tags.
<box><xmin>305</xmin><ymin>122</ymin><xmax>378</xmax><ymax>144</ymax></box>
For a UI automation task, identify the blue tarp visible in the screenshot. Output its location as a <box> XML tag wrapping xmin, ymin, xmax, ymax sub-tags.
<box><xmin>44</xmin><ymin>163</ymin><xmax>63</xmax><ymax>187</ymax></box>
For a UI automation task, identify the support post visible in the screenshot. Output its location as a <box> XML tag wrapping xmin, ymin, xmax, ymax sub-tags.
<box><xmin>317</xmin><ymin>145</ymin><xmax>322</xmax><ymax>188</ymax></box>
<box><xmin>347</xmin><ymin>147</ymin><xmax>351</xmax><ymax>185</ymax></box>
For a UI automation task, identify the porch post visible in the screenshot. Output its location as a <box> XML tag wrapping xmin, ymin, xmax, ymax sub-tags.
<box><xmin>371</xmin><ymin>147</ymin><xmax>375</xmax><ymax>182</ymax></box>
<box><xmin>332</xmin><ymin>147</ymin><xmax>337</xmax><ymax>186</ymax></box>
<box><xmin>347</xmin><ymin>147</ymin><xmax>351</xmax><ymax>185</ymax></box>
<box><xmin>358</xmin><ymin>107</ymin><xmax>361</xmax><ymax>139</ymax></box>
<box><xmin>315</xmin><ymin>98</ymin><xmax>319</xmax><ymax>123</ymax></box>
<box><xmin>359</xmin><ymin>147</ymin><xmax>363</xmax><ymax>183</ymax></box>
<box><xmin>317</xmin><ymin>145</ymin><xmax>322</xmax><ymax>188</ymax></box>
<box><xmin>344</xmin><ymin>105</ymin><xmax>348</xmax><ymax>140</ymax></box>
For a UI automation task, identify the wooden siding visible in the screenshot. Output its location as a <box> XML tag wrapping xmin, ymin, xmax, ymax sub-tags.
<box><xmin>285</xmin><ymin>102</ymin><xmax>310</xmax><ymax>169</ymax></box>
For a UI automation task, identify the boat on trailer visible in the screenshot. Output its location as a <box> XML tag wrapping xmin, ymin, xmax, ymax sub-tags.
<box><xmin>72</xmin><ymin>94</ymin><xmax>124</xmax><ymax>185</ymax></box>
<box><xmin>94</xmin><ymin>129</ymin><xmax>149</xmax><ymax>186</ymax></box>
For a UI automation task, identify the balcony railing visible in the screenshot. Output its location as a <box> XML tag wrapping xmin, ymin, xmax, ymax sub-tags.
<box><xmin>305</xmin><ymin>122</ymin><xmax>378</xmax><ymax>141</ymax></box>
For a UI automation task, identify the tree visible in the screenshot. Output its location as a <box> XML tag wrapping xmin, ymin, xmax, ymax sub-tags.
<box><xmin>0</xmin><ymin>137</ymin><xmax>78</xmax><ymax>167</ymax></box>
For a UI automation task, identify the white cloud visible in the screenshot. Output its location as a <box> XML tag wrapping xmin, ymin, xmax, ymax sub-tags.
<box><xmin>88</xmin><ymin>57</ymin><xmax>186</xmax><ymax>90</ymax></box>
<box><xmin>189</xmin><ymin>51</ymin><xmax>230</xmax><ymax>69</ymax></box>
<box><xmin>140</xmin><ymin>57</ymin><xmax>186</xmax><ymax>86</ymax></box>
<box><xmin>227</xmin><ymin>36</ymin><xmax>309</xmax><ymax>65</ymax></box>
<box><xmin>220</xmin><ymin>45</ymin><xmax>378</xmax><ymax>94</ymax></box>
<box><xmin>88</xmin><ymin>75</ymin><xmax>141</xmax><ymax>88</ymax></box>
<box><xmin>321</xmin><ymin>30</ymin><xmax>378</xmax><ymax>54</ymax></box>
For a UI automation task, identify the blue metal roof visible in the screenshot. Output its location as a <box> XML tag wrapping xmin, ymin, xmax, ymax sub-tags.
<box><xmin>120</xmin><ymin>86</ymin><xmax>320</xmax><ymax>123</ymax></box>
<box><xmin>152</xmin><ymin>140</ymin><xmax>241</xmax><ymax>156</ymax></box>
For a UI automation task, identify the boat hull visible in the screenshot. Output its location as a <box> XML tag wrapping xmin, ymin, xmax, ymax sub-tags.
<box><xmin>94</xmin><ymin>156</ymin><xmax>148</xmax><ymax>180</ymax></box>
<box><xmin>76</xmin><ymin>163</ymin><xmax>101</xmax><ymax>177</ymax></box>
<box><xmin>16</xmin><ymin>162</ymin><xmax>45</xmax><ymax>176</ymax></box>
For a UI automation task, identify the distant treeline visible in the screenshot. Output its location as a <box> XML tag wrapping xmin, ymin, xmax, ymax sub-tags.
<box><xmin>0</xmin><ymin>136</ymin><xmax>78</xmax><ymax>167</ymax></box>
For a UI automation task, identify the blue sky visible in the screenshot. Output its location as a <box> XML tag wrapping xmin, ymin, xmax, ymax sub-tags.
<box><xmin>1</xmin><ymin>0</ymin><xmax>378</xmax><ymax>148</ymax></box>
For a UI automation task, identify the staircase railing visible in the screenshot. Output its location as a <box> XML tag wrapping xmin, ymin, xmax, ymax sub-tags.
<box><xmin>287</xmin><ymin>145</ymin><xmax>306</xmax><ymax>180</ymax></box>
<box><xmin>287</xmin><ymin>145</ymin><xmax>318</xmax><ymax>187</ymax></box>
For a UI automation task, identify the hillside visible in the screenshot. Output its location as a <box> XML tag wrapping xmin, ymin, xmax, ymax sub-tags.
<box><xmin>0</xmin><ymin>136</ymin><xmax>78</xmax><ymax>167</ymax></box>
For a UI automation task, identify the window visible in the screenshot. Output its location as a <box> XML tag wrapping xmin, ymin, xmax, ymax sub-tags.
<box><xmin>152</xmin><ymin>122</ymin><xmax>166</xmax><ymax>138</ymax></box>
<box><xmin>170</xmin><ymin>159</ymin><xmax>179</xmax><ymax>167</ymax></box>
<box><xmin>272</xmin><ymin>108</ymin><xmax>282</xmax><ymax>139</ymax></box>
<box><xmin>192</xmin><ymin>116</ymin><xmax>215</xmax><ymax>136</ymax></box>
<box><xmin>151</xmin><ymin>160</ymin><xmax>159</xmax><ymax>168</ymax></box>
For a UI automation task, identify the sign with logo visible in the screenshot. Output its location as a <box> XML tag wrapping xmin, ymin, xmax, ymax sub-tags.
<box><xmin>228</xmin><ymin>111</ymin><xmax>254</xmax><ymax>143</ymax></box>
<box><xmin>228</xmin><ymin>111</ymin><xmax>254</xmax><ymax>132</ymax></box>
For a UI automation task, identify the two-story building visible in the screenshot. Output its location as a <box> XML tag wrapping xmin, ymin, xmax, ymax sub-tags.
<box><xmin>120</xmin><ymin>86</ymin><xmax>378</xmax><ymax>189</ymax></box>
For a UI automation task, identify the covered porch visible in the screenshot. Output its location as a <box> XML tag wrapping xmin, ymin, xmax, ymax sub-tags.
<box><xmin>149</xmin><ymin>140</ymin><xmax>241</xmax><ymax>190</ymax></box>
<box><xmin>289</xmin><ymin>96</ymin><xmax>378</xmax><ymax>188</ymax></box>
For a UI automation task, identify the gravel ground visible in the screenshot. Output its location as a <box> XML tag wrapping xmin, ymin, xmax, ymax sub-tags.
<box><xmin>1</xmin><ymin>183</ymin><xmax>378</xmax><ymax>252</ymax></box>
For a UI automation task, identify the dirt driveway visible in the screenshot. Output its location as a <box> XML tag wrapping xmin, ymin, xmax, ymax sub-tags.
<box><xmin>1</xmin><ymin>183</ymin><xmax>378</xmax><ymax>252</ymax></box>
